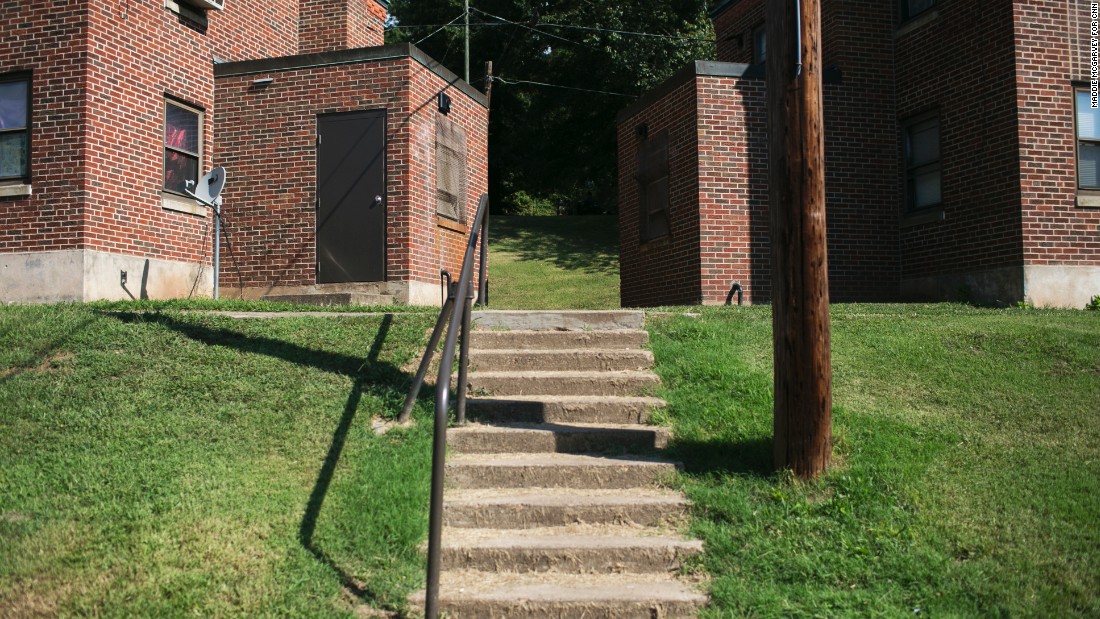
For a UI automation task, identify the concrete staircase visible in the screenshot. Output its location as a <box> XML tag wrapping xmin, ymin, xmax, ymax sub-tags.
<box><xmin>410</xmin><ymin>310</ymin><xmax>707</xmax><ymax>618</ymax></box>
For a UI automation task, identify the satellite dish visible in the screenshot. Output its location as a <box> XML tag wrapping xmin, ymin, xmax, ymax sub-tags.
<box><xmin>186</xmin><ymin>167</ymin><xmax>227</xmax><ymax>205</ymax></box>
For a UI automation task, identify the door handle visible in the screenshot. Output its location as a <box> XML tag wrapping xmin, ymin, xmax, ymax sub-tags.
<box><xmin>373</xmin><ymin>195</ymin><xmax>383</xmax><ymax>207</ymax></box>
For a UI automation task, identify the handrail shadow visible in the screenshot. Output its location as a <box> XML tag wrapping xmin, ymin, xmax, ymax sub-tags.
<box><xmin>106</xmin><ymin>310</ymin><xmax>407</xmax><ymax>607</ymax></box>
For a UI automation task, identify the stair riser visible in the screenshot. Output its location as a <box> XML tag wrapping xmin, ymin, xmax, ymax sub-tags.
<box><xmin>471</xmin><ymin>351</ymin><xmax>655</xmax><ymax>372</ymax></box>
<box><xmin>448</xmin><ymin>429</ymin><xmax>668</xmax><ymax>454</ymax></box>
<box><xmin>446</xmin><ymin>463</ymin><xmax>678</xmax><ymax>489</ymax></box>
<box><xmin>472</xmin><ymin>311</ymin><xmax>644</xmax><ymax>331</ymax></box>
<box><xmin>469</xmin><ymin>375</ymin><xmax>660</xmax><ymax>397</ymax></box>
<box><xmin>443</xmin><ymin>502</ymin><xmax>688</xmax><ymax>529</ymax></box>
<box><xmin>424</xmin><ymin>600</ymin><xmax>704</xmax><ymax>619</ymax></box>
<box><xmin>466</xmin><ymin>400</ymin><xmax>658</xmax><ymax>425</ymax></box>
<box><xmin>442</xmin><ymin>546</ymin><xmax>700</xmax><ymax>574</ymax></box>
<box><xmin>469</xmin><ymin>331</ymin><xmax>649</xmax><ymax>350</ymax></box>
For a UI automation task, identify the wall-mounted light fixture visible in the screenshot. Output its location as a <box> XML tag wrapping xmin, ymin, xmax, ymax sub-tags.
<box><xmin>438</xmin><ymin>91</ymin><xmax>452</xmax><ymax>115</ymax></box>
<box><xmin>635</xmin><ymin>123</ymin><xmax>649</xmax><ymax>140</ymax></box>
<box><xmin>252</xmin><ymin>77</ymin><xmax>274</xmax><ymax>87</ymax></box>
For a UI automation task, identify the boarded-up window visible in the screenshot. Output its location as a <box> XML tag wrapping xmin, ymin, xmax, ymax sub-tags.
<box><xmin>436</xmin><ymin>119</ymin><xmax>467</xmax><ymax>223</ymax></box>
<box><xmin>637</xmin><ymin>131</ymin><xmax>670</xmax><ymax>242</ymax></box>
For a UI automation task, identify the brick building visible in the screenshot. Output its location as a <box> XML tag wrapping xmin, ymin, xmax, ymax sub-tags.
<box><xmin>0</xmin><ymin>0</ymin><xmax>487</xmax><ymax>305</ymax></box>
<box><xmin>618</xmin><ymin>0</ymin><xmax>1100</xmax><ymax>308</ymax></box>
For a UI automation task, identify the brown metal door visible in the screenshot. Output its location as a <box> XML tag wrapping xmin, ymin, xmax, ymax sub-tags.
<box><xmin>316</xmin><ymin>109</ymin><xmax>387</xmax><ymax>283</ymax></box>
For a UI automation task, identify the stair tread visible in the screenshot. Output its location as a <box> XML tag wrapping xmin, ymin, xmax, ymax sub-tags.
<box><xmin>443</xmin><ymin>526</ymin><xmax>702</xmax><ymax>549</ymax></box>
<box><xmin>448</xmin><ymin>452</ymin><xmax>678</xmax><ymax>466</ymax></box>
<box><xmin>414</xmin><ymin>570</ymin><xmax>707</xmax><ymax>603</ymax></box>
<box><xmin>450</xmin><ymin>422</ymin><xmax>668</xmax><ymax>434</ymax></box>
<box><xmin>445</xmin><ymin>487</ymin><xmax>685</xmax><ymax>503</ymax></box>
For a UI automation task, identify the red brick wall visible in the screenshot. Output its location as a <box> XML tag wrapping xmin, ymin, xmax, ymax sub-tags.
<box><xmin>1016</xmin><ymin>0</ymin><xmax>1100</xmax><ymax>268</ymax></box>
<box><xmin>213</xmin><ymin>51</ymin><xmax>488</xmax><ymax>290</ymax></box>
<box><xmin>0</xmin><ymin>1</ymin><xmax>89</xmax><ymax>254</ymax></box>
<box><xmin>696</xmin><ymin>75</ymin><xmax>768</xmax><ymax>304</ymax></box>
<box><xmin>818</xmin><ymin>0</ymin><xmax>899</xmax><ymax>301</ymax></box>
<box><xmin>895</xmin><ymin>2</ymin><xmax>1025</xmax><ymax>289</ymax></box>
<box><xmin>299</xmin><ymin>0</ymin><xmax>386</xmax><ymax>54</ymax></box>
<box><xmin>617</xmin><ymin>78</ymin><xmax>703</xmax><ymax>307</ymax></box>
<box><xmin>714</xmin><ymin>1</ymin><xmax>763</xmax><ymax>64</ymax></box>
<box><xmin>0</xmin><ymin>0</ymin><xmax>300</xmax><ymax>265</ymax></box>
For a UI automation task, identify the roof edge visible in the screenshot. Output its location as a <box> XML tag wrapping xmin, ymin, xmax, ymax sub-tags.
<box><xmin>213</xmin><ymin>43</ymin><xmax>488</xmax><ymax>108</ymax></box>
<box><xmin>615</xmin><ymin>60</ymin><xmax>761</xmax><ymax>125</ymax></box>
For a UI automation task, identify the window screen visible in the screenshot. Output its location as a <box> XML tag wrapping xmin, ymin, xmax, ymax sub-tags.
<box><xmin>904</xmin><ymin>116</ymin><xmax>941</xmax><ymax>210</ymax></box>
<box><xmin>164</xmin><ymin>100</ymin><xmax>202</xmax><ymax>195</ymax></box>
<box><xmin>1076</xmin><ymin>90</ymin><xmax>1100</xmax><ymax>189</ymax></box>
<box><xmin>0</xmin><ymin>76</ymin><xmax>30</xmax><ymax>181</ymax></box>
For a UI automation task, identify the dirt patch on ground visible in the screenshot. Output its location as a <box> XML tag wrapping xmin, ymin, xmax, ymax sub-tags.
<box><xmin>0</xmin><ymin>352</ymin><xmax>75</xmax><ymax>380</ymax></box>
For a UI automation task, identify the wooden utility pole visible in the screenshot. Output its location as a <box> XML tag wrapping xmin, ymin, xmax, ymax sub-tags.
<box><xmin>766</xmin><ymin>0</ymin><xmax>832</xmax><ymax>479</ymax></box>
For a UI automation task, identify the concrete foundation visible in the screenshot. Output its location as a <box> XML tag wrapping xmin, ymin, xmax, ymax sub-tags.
<box><xmin>901</xmin><ymin>265</ymin><xmax>1024</xmax><ymax>306</ymax></box>
<box><xmin>230</xmin><ymin>278</ymin><xmax>446</xmax><ymax>306</ymax></box>
<box><xmin>1024</xmin><ymin>265</ymin><xmax>1100</xmax><ymax>308</ymax></box>
<box><xmin>0</xmin><ymin>250</ymin><xmax>212</xmax><ymax>303</ymax></box>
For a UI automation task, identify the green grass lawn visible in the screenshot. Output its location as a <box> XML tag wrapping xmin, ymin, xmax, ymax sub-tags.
<box><xmin>0</xmin><ymin>304</ymin><xmax>436</xmax><ymax>616</ymax></box>
<box><xmin>1</xmin><ymin>301</ymin><xmax>1097</xmax><ymax>617</ymax></box>
<box><xmin>648</xmin><ymin>304</ymin><xmax>1100</xmax><ymax>617</ymax></box>
<box><xmin>487</xmin><ymin>215</ymin><xmax>620</xmax><ymax>309</ymax></box>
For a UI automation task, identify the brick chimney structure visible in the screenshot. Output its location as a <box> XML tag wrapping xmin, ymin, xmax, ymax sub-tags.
<box><xmin>299</xmin><ymin>0</ymin><xmax>388</xmax><ymax>54</ymax></box>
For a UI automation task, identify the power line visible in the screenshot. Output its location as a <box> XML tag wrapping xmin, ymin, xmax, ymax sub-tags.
<box><xmin>470</xmin><ymin>7</ymin><xmax>605</xmax><ymax>54</ymax></box>
<box><xmin>528</xmin><ymin>21</ymin><xmax>713</xmax><ymax>42</ymax></box>
<box><xmin>414</xmin><ymin>12</ymin><xmax>467</xmax><ymax>46</ymax></box>
<box><xmin>490</xmin><ymin>76</ymin><xmax>635</xmax><ymax>98</ymax></box>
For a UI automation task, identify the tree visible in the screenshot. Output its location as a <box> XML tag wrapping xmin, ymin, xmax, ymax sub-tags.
<box><xmin>386</xmin><ymin>0</ymin><xmax>715</xmax><ymax>214</ymax></box>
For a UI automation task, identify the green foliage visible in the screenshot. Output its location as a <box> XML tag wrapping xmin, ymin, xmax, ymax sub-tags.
<box><xmin>1086</xmin><ymin>294</ymin><xmax>1100</xmax><ymax>311</ymax></box>
<box><xmin>501</xmin><ymin>190</ymin><xmax>560</xmax><ymax>216</ymax></box>
<box><xmin>0</xmin><ymin>305</ymin><xmax>437</xmax><ymax>616</ymax></box>
<box><xmin>386</xmin><ymin>0</ymin><xmax>715</xmax><ymax>214</ymax></box>
<box><xmin>647</xmin><ymin>305</ymin><xmax>1100</xmax><ymax>617</ymax></box>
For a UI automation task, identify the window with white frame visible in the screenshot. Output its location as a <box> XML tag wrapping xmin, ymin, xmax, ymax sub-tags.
<box><xmin>1075</xmin><ymin>89</ymin><xmax>1100</xmax><ymax>190</ymax></box>
<box><xmin>903</xmin><ymin>114</ymin><xmax>941</xmax><ymax>211</ymax></box>
<box><xmin>0</xmin><ymin>74</ymin><xmax>30</xmax><ymax>182</ymax></box>
<box><xmin>164</xmin><ymin>99</ymin><xmax>202</xmax><ymax>195</ymax></box>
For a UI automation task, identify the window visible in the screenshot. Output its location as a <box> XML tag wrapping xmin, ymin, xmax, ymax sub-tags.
<box><xmin>435</xmin><ymin>119</ymin><xmax>467</xmax><ymax>223</ymax></box>
<box><xmin>903</xmin><ymin>114</ymin><xmax>941</xmax><ymax>211</ymax></box>
<box><xmin>753</xmin><ymin>24</ymin><xmax>767</xmax><ymax>64</ymax></box>
<box><xmin>1075</xmin><ymin>89</ymin><xmax>1100</xmax><ymax>190</ymax></box>
<box><xmin>637</xmin><ymin>130</ymin><xmax>670</xmax><ymax>242</ymax></box>
<box><xmin>0</xmin><ymin>74</ymin><xmax>30</xmax><ymax>182</ymax></box>
<box><xmin>163</xmin><ymin>99</ymin><xmax>202</xmax><ymax>195</ymax></box>
<box><xmin>901</xmin><ymin>0</ymin><xmax>934</xmax><ymax>21</ymax></box>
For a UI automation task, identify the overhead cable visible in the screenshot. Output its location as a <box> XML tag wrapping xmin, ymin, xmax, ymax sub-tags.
<box><xmin>491</xmin><ymin>76</ymin><xmax>635</xmax><ymax>98</ymax></box>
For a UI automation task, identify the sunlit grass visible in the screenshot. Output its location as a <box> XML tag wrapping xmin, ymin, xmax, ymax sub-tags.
<box><xmin>648</xmin><ymin>304</ymin><xmax>1100</xmax><ymax>617</ymax></box>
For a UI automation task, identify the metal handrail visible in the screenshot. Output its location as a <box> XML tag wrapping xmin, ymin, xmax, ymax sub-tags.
<box><xmin>399</xmin><ymin>194</ymin><xmax>489</xmax><ymax>618</ymax></box>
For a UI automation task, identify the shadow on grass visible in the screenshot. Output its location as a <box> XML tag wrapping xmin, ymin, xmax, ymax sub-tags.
<box><xmin>667</xmin><ymin>435</ymin><xmax>775</xmax><ymax>479</ymax></box>
<box><xmin>107</xmin><ymin>311</ymin><xmax>412</xmax><ymax>609</ymax></box>
<box><xmin>492</xmin><ymin>216</ymin><xmax>619</xmax><ymax>275</ymax></box>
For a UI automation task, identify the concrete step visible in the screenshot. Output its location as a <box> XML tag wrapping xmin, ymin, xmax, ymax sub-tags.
<box><xmin>446</xmin><ymin>453</ymin><xmax>680</xmax><ymax>489</ymax></box>
<box><xmin>472</xmin><ymin>310</ymin><xmax>645</xmax><ymax>331</ymax></box>
<box><xmin>409</xmin><ymin>571</ymin><xmax>708</xmax><ymax>618</ymax></box>
<box><xmin>470</xmin><ymin>349</ymin><xmax>655</xmax><ymax>372</ymax></box>
<box><xmin>469</xmin><ymin>329</ymin><xmax>649</xmax><ymax>350</ymax></box>
<box><xmin>440</xmin><ymin>526</ymin><xmax>703</xmax><ymax>574</ymax></box>
<box><xmin>444</xmin><ymin>488</ymin><xmax>689</xmax><ymax>529</ymax></box>
<box><xmin>448</xmin><ymin>422</ymin><xmax>670</xmax><ymax>454</ymax></box>
<box><xmin>466</xmin><ymin>395</ymin><xmax>665</xmax><ymax>425</ymax></box>
<box><xmin>468</xmin><ymin>371</ymin><xmax>660</xmax><ymax>397</ymax></box>
<box><xmin>261</xmin><ymin>292</ymin><xmax>393</xmax><ymax>306</ymax></box>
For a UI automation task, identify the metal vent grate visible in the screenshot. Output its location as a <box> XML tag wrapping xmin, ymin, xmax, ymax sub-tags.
<box><xmin>435</xmin><ymin>119</ymin><xmax>467</xmax><ymax>223</ymax></box>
